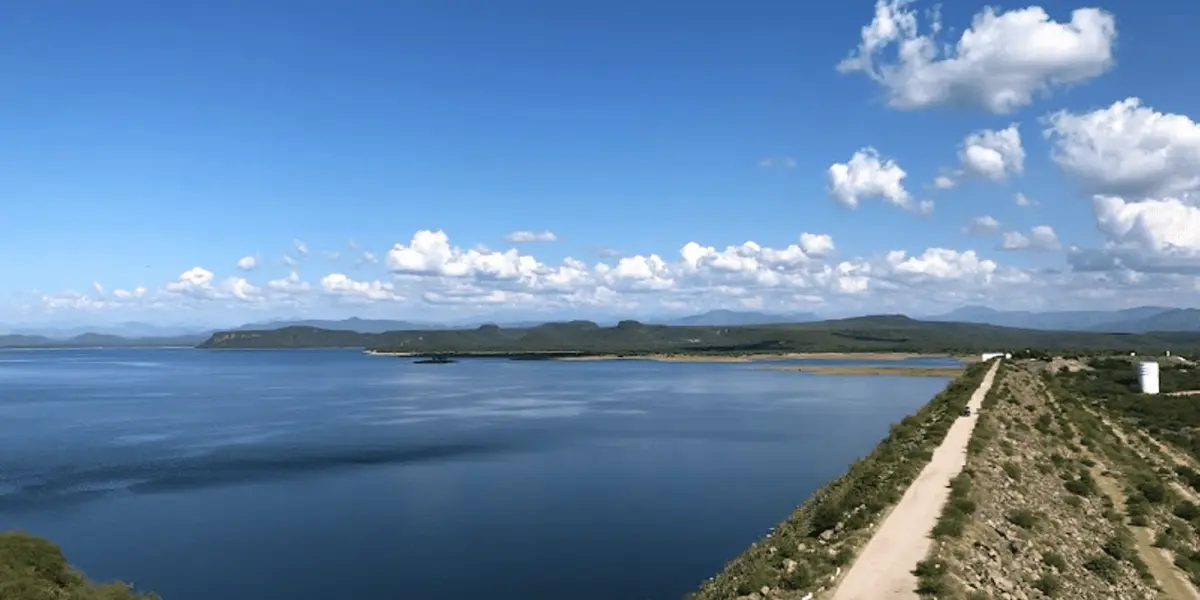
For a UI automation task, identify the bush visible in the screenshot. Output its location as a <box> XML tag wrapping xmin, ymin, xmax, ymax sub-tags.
<box><xmin>1032</xmin><ymin>572</ymin><xmax>1063</xmax><ymax>596</ymax></box>
<box><xmin>933</xmin><ymin>473</ymin><xmax>976</xmax><ymax>539</ymax></box>
<box><xmin>1137</xmin><ymin>480</ymin><xmax>1169</xmax><ymax>504</ymax></box>
<box><xmin>1001</xmin><ymin>461</ymin><xmax>1022</xmax><ymax>481</ymax></box>
<box><xmin>913</xmin><ymin>560</ymin><xmax>948</xmax><ymax>596</ymax></box>
<box><xmin>1005</xmin><ymin>508</ymin><xmax>1038</xmax><ymax>529</ymax></box>
<box><xmin>1102</xmin><ymin>533</ymin><xmax>1135</xmax><ymax>562</ymax></box>
<box><xmin>1083</xmin><ymin>554</ymin><xmax>1121</xmax><ymax>583</ymax></box>
<box><xmin>1174</xmin><ymin>501</ymin><xmax>1200</xmax><ymax>521</ymax></box>
<box><xmin>1042</xmin><ymin>551</ymin><xmax>1068</xmax><ymax>571</ymax></box>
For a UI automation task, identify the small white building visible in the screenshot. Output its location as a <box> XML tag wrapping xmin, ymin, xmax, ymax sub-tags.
<box><xmin>981</xmin><ymin>352</ymin><xmax>1011</xmax><ymax>361</ymax></box>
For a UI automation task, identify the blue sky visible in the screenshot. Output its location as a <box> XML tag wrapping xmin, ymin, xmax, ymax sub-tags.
<box><xmin>4</xmin><ymin>0</ymin><xmax>1200</xmax><ymax>327</ymax></box>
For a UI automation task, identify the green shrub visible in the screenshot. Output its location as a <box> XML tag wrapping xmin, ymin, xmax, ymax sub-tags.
<box><xmin>913</xmin><ymin>560</ymin><xmax>948</xmax><ymax>596</ymax></box>
<box><xmin>1137</xmin><ymin>480</ymin><xmax>1168</xmax><ymax>504</ymax></box>
<box><xmin>1042</xmin><ymin>551</ymin><xmax>1068</xmax><ymax>571</ymax></box>
<box><xmin>1083</xmin><ymin>554</ymin><xmax>1121</xmax><ymax>583</ymax></box>
<box><xmin>1032</xmin><ymin>572</ymin><xmax>1063</xmax><ymax>596</ymax></box>
<box><xmin>1001</xmin><ymin>461</ymin><xmax>1022</xmax><ymax>481</ymax></box>
<box><xmin>1174</xmin><ymin>500</ymin><xmax>1200</xmax><ymax>521</ymax></box>
<box><xmin>1005</xmin><ymin>508</ymin><xmax>1038</xmax><ymax>529</ymax></box>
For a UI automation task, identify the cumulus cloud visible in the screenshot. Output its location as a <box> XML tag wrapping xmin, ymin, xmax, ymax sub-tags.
<box><xmin>237</xmin><ymin>255</ymin><xmax>257</xmax><ymax>271</ymax></box>
<box><xmin>111</xmin><ymin>286</ymin><xmax>147</xmax><ymax>299</ymax></box>
<box><xmin>320</xmin><ymin>273</ymin><xmax>402</xmax><ymax>302</ymax></box>
<box><xmin>1065</xmin><ymin>196</ymin><xmax>1200</xmax><ymax>273</ymax></box>
<box><xmin>1045</xmin><ymin>98</ymin><xmax>1200</xmax><ymax>198</ymax></box>
<box><xmin>38</xmin><ymin>227</ymin><xmax>1191</xmax><ymax>319</ymax></box>
<box><xmin>1000</xmin><ymin>225</ymin><xmax>1061</xmax><ymax>251</ymax></box>
<box><xmin>828</xmin><ymin>148</ymin><xmax>932</xmax><ymax>213</ymax></box>
<box><xmin>1015</xmin><ymin>192</ymin><xmax>1037</xmax><ymax>207</ymax></box>
<box><xmin>960</xmin><ymin>125</ymin><xmax>1025</xmax><ymax>180</ymax></box>
<box><xmin>936</xmin><ymin>125</ymin><xmax>1026</xmax><ymax>188</ymax></box>
<box><xmin>165</xmin><ymin>267</ymin><xmax>261</xmax><ymax>301</ymax></box>
<box><xmin>799</xmin><ymin>233</ymin><xmax>835</xmax><ymax>257</ymax></box>
<box><xmin>838</xmin><ymin>1</ymin><xmax>1116</xmax><ymax>113</ymax></box>
<box><xmin>267</xmin><ymin>271</ymin><xmax>310</xmax><ymax>294</ymax></box>
<box><xmin>505</xmin><ymin>230</ymin><xmax>558</xmax><ymax>243</ymax></box>
<box><xmin>293</xmin><ymin>239</ymin><xmax>308</xmax><ymax>256</ymax></box>
<box><xmin>963</xmin><ymin>216</ymin><xmax>1001</xmax><ymax>235</ymax></box>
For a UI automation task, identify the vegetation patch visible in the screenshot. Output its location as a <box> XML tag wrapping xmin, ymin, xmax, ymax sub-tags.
<box><xmin>0</xmin><ymin>532</ymin><xmax>156</xmax><ymax>599</ymax></box>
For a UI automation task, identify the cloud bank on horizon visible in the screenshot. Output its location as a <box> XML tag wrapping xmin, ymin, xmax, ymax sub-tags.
<box><xmin>6</xmin><ymin>0</ymin><xmax>1200</xmax><ymax>325</ymax></box>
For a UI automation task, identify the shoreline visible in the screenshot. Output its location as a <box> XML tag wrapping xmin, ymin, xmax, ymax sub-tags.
<box><xmin>363</xmin><ymin>350</ymin><xmax>947</xmax><ymax>362</ymax></box>
<box><xmin>761</xmin><ymin>364</ymin><xmax>965</xmax><ymax>376</ymax></box>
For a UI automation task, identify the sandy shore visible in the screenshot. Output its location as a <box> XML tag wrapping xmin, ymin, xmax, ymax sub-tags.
<box><xmin>557</xmin><ymin>352</ymin><xmax>938</xmax><ymax>363</ymax></box>
<box><xmin>364</xmin><ymin>350</ymin><xmax>945</xmax><ymax>362</ymax></box>
<box><xmin>763</xmin><ymin>365</ymin><xmax>964</xmax><ymax>377</ymax></box>
<box><xmin>830</xmin><ymin>359</ymin><xmax>999</xmax><ymax>600</ymax></box>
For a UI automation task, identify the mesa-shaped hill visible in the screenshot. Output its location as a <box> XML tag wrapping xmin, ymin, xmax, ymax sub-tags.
<box><xmin>197</xmin><ymin>315</ymin><xmax>1200</xmax><ymax>354</ymax></box>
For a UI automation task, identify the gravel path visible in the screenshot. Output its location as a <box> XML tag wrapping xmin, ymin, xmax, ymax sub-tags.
<box><xmin>829</xmin><ymin>359</ymin><xmax>1000</xmax><ymax>600</ymax></box>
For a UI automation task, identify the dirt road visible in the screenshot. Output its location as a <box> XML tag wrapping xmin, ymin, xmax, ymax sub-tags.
<box><xmin>828</xmin><ymin>359</ymin><xmax>1000</xmax><ymax>600</ymax></box>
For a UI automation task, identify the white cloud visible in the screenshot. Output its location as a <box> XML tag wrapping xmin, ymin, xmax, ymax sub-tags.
<box><xmin>111</xmin><ymin>286</ymin><xmax>146</xmax><ymax>299</ymax></box>
<box><xmin>1015</xmin><ymin>192</ymin><xmax>1037</xmax><ymax>207</ymax></box>
<box><xmin>933</xmin><ymin>175</ymin><xmax>957</xmax><ymax>190</ymax></box>
<box><xmin>1000</xmin><ymin>225</ymin><xmax>1061</xmax><ymax>251</ymax></box>
<box><xmin>92</xmin><ymin>281</ymin><xmax>104</xmax><ymax>294</ymax></box>
<box><xmin>237</xmin><ymin>255</ymin><xmax>257</xmax><ymax>271</ymax></box>
<box><xmin>838</xmin><ymin>1</ymin><xmax>1116</xmax><ymax>113</ymax></box>
<box><xmin>323</xmin><ymin>251</ymin><xmax>341</xmax><ymax>261</ymax></box>
<box><xmin>828</xmin><ymin>148</ymin><xmax>932</xmax><ymax>214</ymax></box>
<box><xmin>505</xmin><ymin>230</ymin><xmax>558</xmax><ymax>243</ymax></box>
<box><xmin>1045</xmin><ymin>98</ymin><xmax>1200</xmax><ymax>198</ymax></box>
<box><xmin>1065</xmin><ymin>196</ymin><xmax>1200</xmax><ymax>273</ymax></box>
<box><xmin>959</xmin><ymin>125</ymin><xmax>1025</xmax><ymax>180</ymax></box>
<box><xmin>37</xmin><ymin>227</ymin><xmax>1200</xmax><ymax>320</ymax></box>
<box><xmin>164</xmin><ymin>267</ymin><xmax>261</xmax><ymax>301</ymax></box>
<box><xmin>293</xmin><ymin>239</ymin><xmax>308</xmax><ymax>256</ymax></box>
<box><xmin>267</xmin><ymin>271</ymin><xmax>310</xmax><ymax>294</ymax></box>
<box><xmin>799</xmin><ymin>233</ymin><xmax>835</xmax><ymax>257</ymax></box>
<box><xmin>282</xmin><ymin>255</ymin><xmax>297</xmax><ymax>267</ymax></box>
<box><xmin>963</xmin><ymin>216</ymin><xmax>1001</xmax><ymax>235</ymax></box>
<box><xmin>320</xmin><ymin>273</ymin><xmax>402</xmax><ymax>302</ymax></box>
<box><xmin>760</xmin><ymin>157</ymin><xmax>797</xmax><ymax>169</ymax></box>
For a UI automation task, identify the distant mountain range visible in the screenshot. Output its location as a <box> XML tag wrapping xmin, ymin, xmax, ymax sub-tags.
<box><xmin>927</xmin><ymin>306</ymin><xmax>1200</xmax><ymax>333</ymax></box>
<box><xmin>0</xmin><ymin>332</ymin><xmax>207</xmax><ymax>349</ymax></box>
<box><xmin>5</xmin><ymin>306</ymin><xmax>1200</xmax><ymax>348</ymax></box>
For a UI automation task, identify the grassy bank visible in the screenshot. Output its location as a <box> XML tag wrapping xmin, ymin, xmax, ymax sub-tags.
<box><xmin>0</xmin><ymin>532</ymin><xmax>157</xmax><ymax>599</ymax></box>
<box><xmin>687</xmin><ymin>361</ymin><xmax>992</xmax><ymax>599</ymax></box>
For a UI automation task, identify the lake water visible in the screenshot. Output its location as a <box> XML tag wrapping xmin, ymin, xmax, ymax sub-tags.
<box><xmin>0</xmin><ymin>349</ymin><xmax>957</xmax><ymax>600</ymax></box>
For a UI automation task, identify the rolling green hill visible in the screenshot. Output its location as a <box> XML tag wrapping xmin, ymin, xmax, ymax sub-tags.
<box><xmin>196</xmin><ymin>315</ymin><xmax>1200</xmax><ymax>355</ymax></box>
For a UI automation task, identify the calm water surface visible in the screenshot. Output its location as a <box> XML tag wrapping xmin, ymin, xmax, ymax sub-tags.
<box><xmin>0</xmin><ymin>349</ymin><xmax>957</xmax><ymax>600</ymax></box>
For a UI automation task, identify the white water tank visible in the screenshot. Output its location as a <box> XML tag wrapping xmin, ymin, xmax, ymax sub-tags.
<box><xmin>1139</xmin><ymin>361</ymin><xmax>1160</xmax><ymax>395</ymax></box>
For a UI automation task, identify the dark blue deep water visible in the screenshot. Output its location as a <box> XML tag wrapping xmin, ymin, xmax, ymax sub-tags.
<box><xmin>0</xmin><ymin>349</ymin><xmax>957</xmax><ymax>600</ymax></box>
